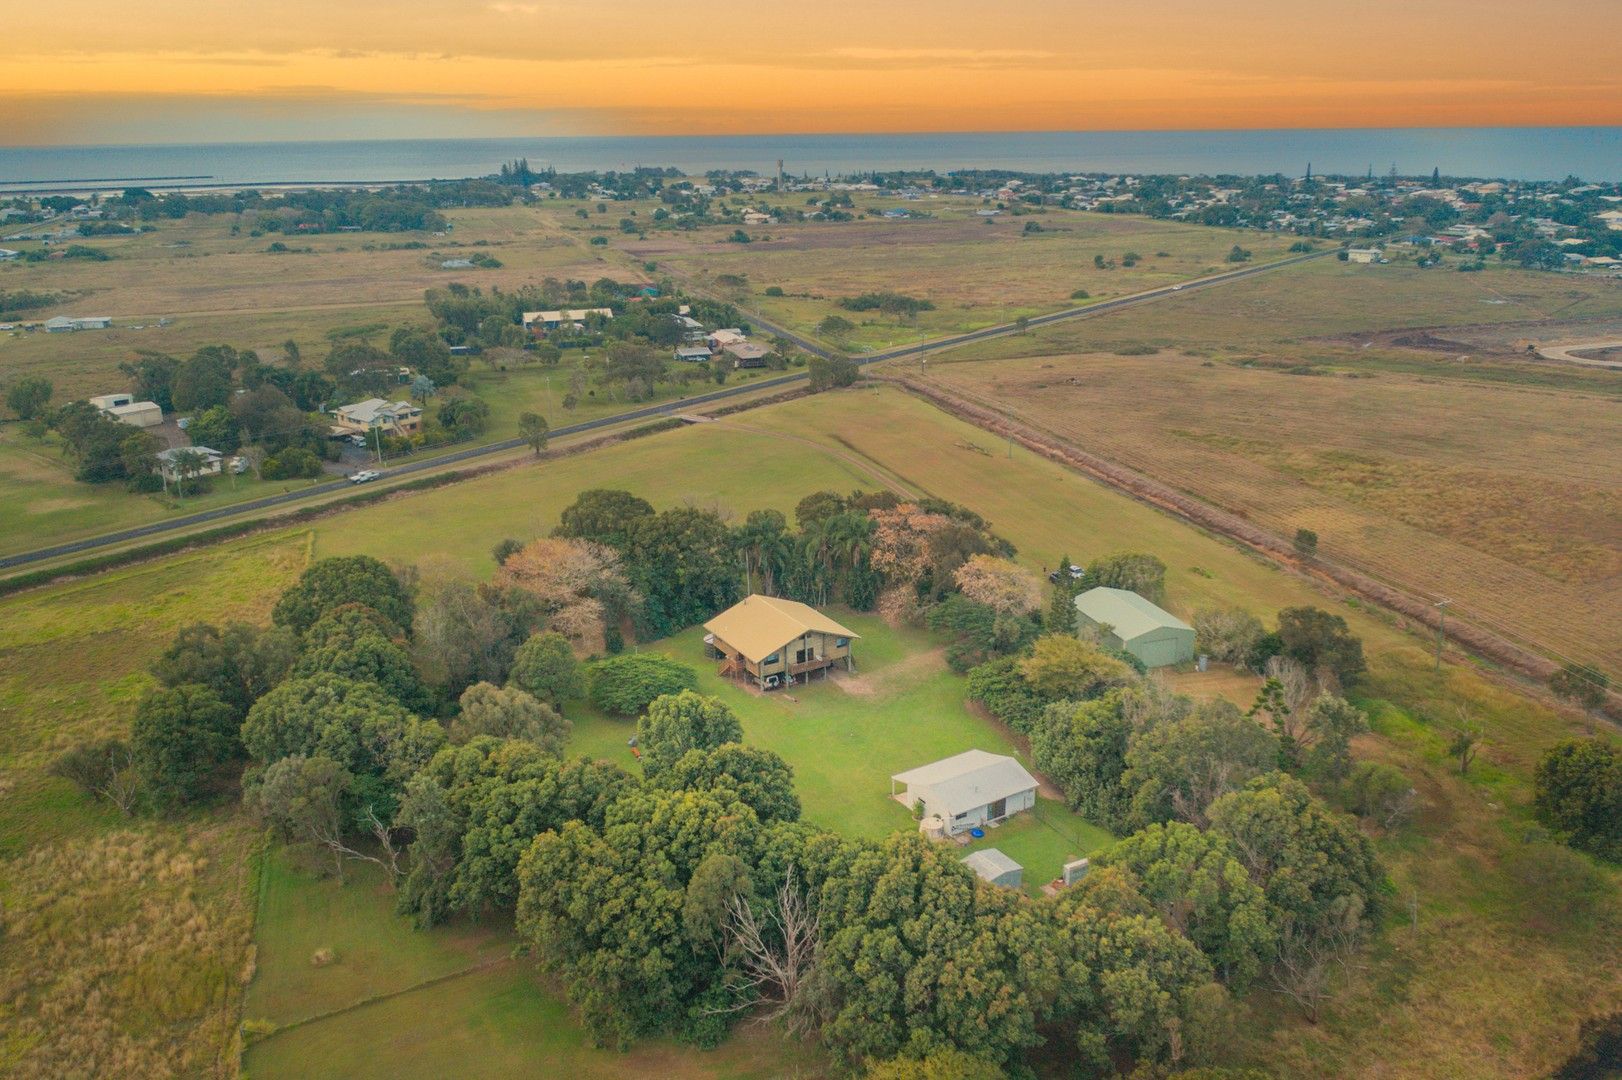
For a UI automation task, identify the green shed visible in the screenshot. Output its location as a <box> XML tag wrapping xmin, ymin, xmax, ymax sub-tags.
<box><xmin>1073</xmin><ymin>587</ymin><xmax>1196</xmax><ymax>669</ymax></box>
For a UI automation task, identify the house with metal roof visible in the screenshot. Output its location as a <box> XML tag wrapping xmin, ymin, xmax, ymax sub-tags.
<box><xmin>332</xmin><ymin>398</ymin><xmax>423</xmax><ymax>438</ymax></box>
<box><xmin>891</xmin><ymin>749</ymin><xmax>1038</xmax><ymax>836</ymax></box>
<box><xmin>703</xmin><ymin>594</ymin><xmax>858</xmax><ymax>690</ymax></box>
<box><xmin>522</xmin><ymin>308</ymin><xmax>614</xmax><ymax>335</ymax></box>
<box><xmin>962</xmin><ymin>847</ymin><xmax>1023</xmax><ymax>889</ymax></box>
<box><xmin>1073</xmin><ymin>586</ymin><xmax>1195</xmax><ymax>669</ymax></box>
<box><xmin>156</xmin><ymin>445</ymin><xmax>224</xmax><ymax>481</ymax></box>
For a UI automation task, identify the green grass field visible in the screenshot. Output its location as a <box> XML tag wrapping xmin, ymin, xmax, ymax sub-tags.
<box><xmin>2</xmin><ymin>385</ymin><xmax>1616</xmax><ymax>1078</ymax></box>
<box><xmin>244</xmin><ymin>850</ymin><xmax>822</xmax><ymax>1080</ymax></box>
<box><xmin>569</xmin><ymin>617</ymin><xmax>1114</xmax><ymax>889</ymax></box>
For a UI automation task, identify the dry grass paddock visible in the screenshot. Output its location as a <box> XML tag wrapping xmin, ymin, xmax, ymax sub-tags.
<box><xmin>911</xmin><ymin>260</ymin><xmax>1622</xmax><ymax>678</ymax></box>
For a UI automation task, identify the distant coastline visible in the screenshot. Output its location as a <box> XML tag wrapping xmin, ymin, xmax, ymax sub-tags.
<box><xmin>2</xmin><ymin>128</ymin><xmax>1619</xmax><ymax>194</ymax></box>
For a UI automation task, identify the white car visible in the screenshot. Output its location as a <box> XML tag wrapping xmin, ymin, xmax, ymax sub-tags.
<box><xmin>347</xmin><ymin>469</ymin><xmax>380</xmax><ymax>484</ymax></box>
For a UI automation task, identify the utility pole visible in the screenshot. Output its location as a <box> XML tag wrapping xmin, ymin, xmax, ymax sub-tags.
<box><xmin>372</xmin><ymin>423</ymin><xmax>385</xmax><ymax>466</ymax></box>
<box><xmin>1433</xmin><ymin>598</ymin><xmax>1452</xmax><ymax>672</ymax></box>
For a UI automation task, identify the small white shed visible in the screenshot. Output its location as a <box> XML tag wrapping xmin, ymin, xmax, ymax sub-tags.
<box><xmin>962</xmin><ymin>848</ymin><xmax>1023</xmax><ymax>889</ymax></box>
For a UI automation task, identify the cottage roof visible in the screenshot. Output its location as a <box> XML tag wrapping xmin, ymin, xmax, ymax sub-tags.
<box><xmin>891</xmin><ymin>750</ymin><xmax>1037</xmax><ymax>817</ymax></box>
<box><xmin>703</xmin><ymin>594</ymin><xmax>859</xmax><ymax>663</ymax></box>
<box><xmin>962</xmin><ymin>847</ymin><xmax>1022</xmax><ymax>881</ymax></box>
<box><xmin>1073</xmin><ymin>587</ymin><xmax>1191</xmax><ymax>641</ymax></box>
<box><xmin>158</xmin><ymin>445</ymin><xmax>222</xmax><ymax>462</ymax></box>
<box><xmin>339</xmin><ymin>398</ymin><xmax>419</xmax><ymax>425</ymax></box>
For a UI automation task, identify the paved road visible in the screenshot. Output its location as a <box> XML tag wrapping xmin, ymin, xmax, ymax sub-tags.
<box><xmin>1</xmin><ymin>249</ymin><xmax>1331</xmax><ymax>572</ymax></box>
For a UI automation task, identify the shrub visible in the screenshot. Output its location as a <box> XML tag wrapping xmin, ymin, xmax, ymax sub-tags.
<box><xmin>1342</xmin><ymin>761</ymin><xmax>1415</xmax><ymax>828</ymax></box>
<box><xmin>273</xmin><ymin>555</ymin><xmax>414</xmax><ymax>637</ymax></box>
<box><xmin>1533</xmin><ymin>739</ymin><xmax>1622</xmax><ymax>859</ymax></box>
<box><xmin>452</xmin><ymin>682</ymin><xmax>569</xmax><ymax>752</ymax></box>
<box><xmin>50</xmin><ymin>739</ymin><xmax>141</xmax><ymax>815</ymax></box>
<box><xmin>636</xmin><ymin>691</ymin><xmax>743</xmax><ymax>776</ymax></box>
<box><xmin>1276</xmin><ymin>606</ymin><xmax>1365</xmax><ymax>687</ymax></box>
<box><xmin>965</xmin><ymin>654</ymin><xmax>1049</xmax><ymax>731</ymax></box>
<box><xmin>836</xmin><ymin>291</ymin><xmax>934</xmax><ymax>316</ymax></box>
<box><xmin>1087</xmin><ymin>552</ymin><xmax>1166</xmax><ymax>602</ymax></box>
<box><xmin>1192</xmin><ymin>607</ymin><xmax>1264</xmax><ymax>669</ymax></box>
<box><xmin>1548</xmin><ymin>662</ymin><xmax>1609</xmax><ymax>712</ymax></box>
<box><xmin>261</xmin><ymin>447</ymin><xmax>323</xmax><ymax>480</ymax></box>
<box><xmin>508</xmin><ymin>630</ymin><xmax>585</xmax><ymax>706</ymax></box>
<box><xmin>131</xmin><ymin>684</ymin><xmax>242</xmax><ymax>810</ymax></box>
<box><xmin>1503</xmin><ymin>841</ymin><xmax>1607</xmax><ymax>924</ymax></box>
<box><xmin>589</xmin><ymin>653</ymin><xmax>699</xmax><ymax>715</ymax></box>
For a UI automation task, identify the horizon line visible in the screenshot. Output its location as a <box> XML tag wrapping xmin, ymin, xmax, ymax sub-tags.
<box><xmin>5</xmin><ymin>122</ymin><xmax>1620</xmax><ymax>153</ymax></box>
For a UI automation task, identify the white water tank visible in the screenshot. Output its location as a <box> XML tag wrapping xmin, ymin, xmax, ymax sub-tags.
<box><xmin>919</xmin><ymin>815</ymin><xmax>946</xmax><ymax>842</ymax></box>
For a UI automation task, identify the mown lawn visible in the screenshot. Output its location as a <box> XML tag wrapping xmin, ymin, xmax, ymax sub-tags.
<box><xmin>567</xmin><ymin>615</ymin><xmax>1115</xmax><ymax>889</ymax></box>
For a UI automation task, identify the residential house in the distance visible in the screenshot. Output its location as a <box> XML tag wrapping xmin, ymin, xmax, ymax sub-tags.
<box><xmin>522</xmin><ymin>308</ymin><xmax>614</xmax><ymax>336</ymax></box>
<box><xmin>331</xmin><ymin>398</ymin><xmax>423</xmax><ymax>439</ymax></box>
<box><xmin>156</xmin><ymin>445</ymin><xmax>224</xmax><ymax>481</ymax></box>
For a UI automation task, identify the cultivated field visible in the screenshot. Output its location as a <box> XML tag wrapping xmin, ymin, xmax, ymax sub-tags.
<box><xmin>615</xmin><ymin>203</ymin><xmax>1301</xmax><ymax>350</ymax></box>
<box><xmin>2</xmin><ymin>386</ymin><xmax>1616</xmax><ymax>1078</ymax></box>
<box><xmin>904</xmin><ymin>259</ymin><xmax>1622</xmax><ymax>679</ymax></box>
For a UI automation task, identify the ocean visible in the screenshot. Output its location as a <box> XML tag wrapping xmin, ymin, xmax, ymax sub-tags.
<box><xmin>1</xmin><ymin>128</ymin><xmax>1618</xmax><ymax>192</ymax></box>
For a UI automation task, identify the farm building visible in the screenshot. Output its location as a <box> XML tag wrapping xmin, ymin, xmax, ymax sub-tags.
<box><xmin>45</xmin><ymin>316</ymin><xmax>111</xmax><ymax>332</ymax></box>
<box><xmin>891</xmin><ymin>749</ymin><xmax>1038</xmax><ymax>836</ymax></box>
<box><xmin>104</xmin><ymin>401</ymin><xmax>164</xmax><ymax>427</ymax></box>
<box><xmin>674</xmin><ymin>346</ymin><xmax>713</xmax><ymax>363</ymax></box>
<box><xmin>89</xmin><ymin>393</ymin><xmax>134</xmax><ymax>411</ymax></box>
<box><xmin>1073</xmin><ymin>587</ymin><xmax>1195</xmax><ymax>669</ymax></box>
<box><xmin>704</xmin><ymin>594</ymin><xmax>858</xmax><ymax>690</ymax></box>
<box><xmin>962</xmin><ymin>848</ymin><xmax>1023</xmax><ymax>889</ymax></box>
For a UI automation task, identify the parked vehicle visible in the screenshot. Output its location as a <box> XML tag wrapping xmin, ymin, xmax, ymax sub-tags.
<box><xmin>1047</xmin><ymin>564</ymin><xmax>1085</xmax><ymax>583</ymax></box>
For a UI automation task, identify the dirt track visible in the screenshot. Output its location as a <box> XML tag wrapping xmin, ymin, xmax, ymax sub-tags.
<box><xmin>1537</xmin><ymin>339</ymin><xmax>1622</xmax><ymax>369</ymax></box>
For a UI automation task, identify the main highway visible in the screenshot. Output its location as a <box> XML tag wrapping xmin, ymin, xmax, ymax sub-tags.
<box><xmin>0</xmin><ymin>248</ymin><xmax>1331</xmax><ymax>572</ymax></box>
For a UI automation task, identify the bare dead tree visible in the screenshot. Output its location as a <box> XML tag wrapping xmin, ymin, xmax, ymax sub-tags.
<box><xmin>360</xmin><ymin>802</ymin><xmax>406</xmax><ymax>886</ymax></box>
<box><xmin>50</xmin><ymin>739</ymin><xmax>141</xmax><ymax>816</ymax></box>
<box><xmin>1264</xmin><ymin>654</ymin><xmax>1323</xmax><ymax>751</ymax></box>
<box><xmin>718</xmin><ymin>865</ymin><xmax>822</xmax><ymax>1032</ymax></box>
<box><xmin>1270</xmin><ymin>896</ymin><xmax>1367</xmax><ymax>1024</ymax></box>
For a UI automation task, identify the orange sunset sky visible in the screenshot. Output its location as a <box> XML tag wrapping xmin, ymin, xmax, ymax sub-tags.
<box><xmin>2</xmin><ymin>0</ymin><xmax>1619</xmax><ymax>144</ymax></box>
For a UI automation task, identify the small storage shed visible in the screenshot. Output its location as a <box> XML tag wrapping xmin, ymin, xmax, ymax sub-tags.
<box><xmin>1073</xmin><ymin>587</ymin><xmax>1195</xmax><ymax>669</ymax></box>
<box><xmin>962</xmin><ymin>848</ymin><xmax>1023</xmax><ymax>889</ymax></box>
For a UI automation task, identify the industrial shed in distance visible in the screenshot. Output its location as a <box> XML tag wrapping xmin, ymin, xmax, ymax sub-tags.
<box><xmin>1073</xmin><ymin>586</ymin><xmax>1196</xmax><ymax>669</ymax></box>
